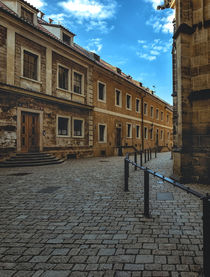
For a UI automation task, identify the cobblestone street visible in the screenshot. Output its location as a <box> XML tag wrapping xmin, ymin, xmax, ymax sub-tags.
<box><xmin>0</xmin><ymin>152</ymin><xmax>209</xmax><ymax>277</ymax></box>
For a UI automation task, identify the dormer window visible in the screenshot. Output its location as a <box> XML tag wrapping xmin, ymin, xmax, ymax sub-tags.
<box><xmin>63</xmin><ymin>33</ymin><xmax>71</xmax><ymax>45</ymax></box>
<box><xmin>21</xmin><ymin>7</ymin><xmax>33</xmax><ymax>23</ymax></box>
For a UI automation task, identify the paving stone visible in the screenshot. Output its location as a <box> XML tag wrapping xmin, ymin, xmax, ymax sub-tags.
<box><xmin>41</xmin><ymin>270</ymin><xmax>71</xmax><ymax>277</ymax></box>
<box><xmin>136</xmin><ymin>255</ymin><xmax>153</xmax><ymax>263</ymax></box>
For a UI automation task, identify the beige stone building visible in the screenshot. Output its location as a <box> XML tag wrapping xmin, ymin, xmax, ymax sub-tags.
<box><xmin>159</xmin><ymin>0</ymin><xmax>210</xmax><ymax>183</ymax></box>
<box><xmin>0</xmin><ymin>0</ymin><xmax>173</xmax><ymax>163</ymax></box>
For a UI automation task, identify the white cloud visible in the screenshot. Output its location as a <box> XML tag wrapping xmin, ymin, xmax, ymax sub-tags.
<box><xmin>58</xmin><ymin>0</ymin><xmax>117</xmax><ymax>33</ymax></box>
<box><xmin>86</xmin><ymin>38</ymin><xmax>103</xmax><ymax>53</ymax></box>
<box><xmin>59</xmin><ymin>0</ymin><xmax>116</xmax><ymax>19</ymax></box>
<box><xmin>136</xmin><ymin>38</ymin><xmax>172</xmax><ymax>61</ymax></box>
<box><xmin>146</xmin><ymin>9</ymin><xmax>174</xmax><ymax>34</ymax></box>
<box><xmin>46</xmin><ymin>13</ymin><xmax>66</xmax><ymax>23</ymax></box>
<box><xmin>144</xmin><ymin>0</ymin><xmax>163</xmax><ymax>10</ymax></box>
<box><xmin>26</xmin><ymin>0</ymin><xmax>46</xmax><ymax>9</ymax></box>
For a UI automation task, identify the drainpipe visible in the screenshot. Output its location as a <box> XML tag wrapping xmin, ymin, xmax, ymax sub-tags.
<box><xmin>141</xmin><ymin>93</ymin><xmax>146</xmax><ymax>151</ymax></box>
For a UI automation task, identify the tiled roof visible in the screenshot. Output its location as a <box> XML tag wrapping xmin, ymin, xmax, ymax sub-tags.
<box><xmin>0</xmin><ymin>0</ymin><xmax>172</xmax><ymax>109</ymax></box>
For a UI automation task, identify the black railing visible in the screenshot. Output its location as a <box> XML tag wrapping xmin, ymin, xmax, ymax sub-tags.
<box><xmin>124</xmin><ymin>153</ymin><xmax>210</xmax><ymax>277</ymax></box>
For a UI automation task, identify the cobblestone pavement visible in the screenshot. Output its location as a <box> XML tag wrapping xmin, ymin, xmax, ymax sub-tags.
<box><xmin>0</xmin><ymin>152</ymin><xmax>210</xmax><ymax>277</ymax></box>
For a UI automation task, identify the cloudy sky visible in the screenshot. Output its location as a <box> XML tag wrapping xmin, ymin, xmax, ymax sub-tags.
<box><xmin>28</xmin><ymin>0</ymin><xmax>174</xmax><ymax>104</ymax></box>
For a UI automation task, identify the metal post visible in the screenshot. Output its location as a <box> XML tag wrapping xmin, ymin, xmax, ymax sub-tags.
<box><xmin>124</xmin><ymin>158</ymin><xmax>129</xmax><ymax>192</ymax></box>
<box><xmin>134</xmin><ymin>152</ymin><xmax>137</xmax><ymax>171</ymax></box>
<box><xmin>144</xmin><ymin>170</ymin><xmax>150</xmax><ymax>218</ymax></box>
<box><xmin>144</xmin><ymin>150</ymin><xmax>147</xmax><ymax>163</ymax></box>
<box><xmin>150</xmin><ymin>148</ymin><xmax>152</xmax><ymax>160</ymax></box>
<box><xmin>147</xmin><ymin>148</ymin><xmax>150</xmax><ymax>161</ymax></box>
<box><xmin>155</xmin><ymin>148</ymin><xmax>157</xmax><ymax>158</ymax></box>
<box><xmin>203</xmin><ymin>195</ymin><xmax>210</xmax><ymax>276</ymax></box>
<box><xmin>140</xmin><ymin>152</ymin><xmax>143</xmax><ymax>166</ymax></box>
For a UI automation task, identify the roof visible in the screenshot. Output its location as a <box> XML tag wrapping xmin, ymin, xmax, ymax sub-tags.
<box><xmin>19</xmin><ymin>0</ymin><xmax>39</xmax><ymax>12</ymax></box>
<box><xmin>0</xmin><ymin>0</ymin><xmax>172</xmax><ymax>109</ymax></box>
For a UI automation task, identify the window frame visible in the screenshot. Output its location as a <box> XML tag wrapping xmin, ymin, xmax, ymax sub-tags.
<box><xmin>115</xmin><ymin>89</ymin><xmax>122</xmax><ymax>107</ymax></box>
<box><xmin>144</xmin><ymin>126</ymin><xmax>148</xmax><ymax>139</ymax></box>
<box><xmin>161</xmin><ymin>111</ymin><xmax>164</xmax><ymax>121</ymax></box>
<box><xmin>72</xmin><ymin>117</ymin><xmax>84</xmax><ymax>138</ymax></box>
<box><xmin>136</xmin><ymin>98</ymin><xmax>140</xmax><ymax>113</ymax></box>
<box><xmin>97</xmin><ymin>81</ymin><xmax>106</xmax><ymax>103</ymax></box>
<box><xmin>150</xmin><ymin>128</ymin><xmax>153</xmax><ymax>140</ymax></box>
<box><xmin>126</xmin><ymin>123</ymin><xmax>132</xmax><ymax>138</ymax></box>
<box><xmin>72</xmin><ymin>70</ymin><xmax>84</xmax><ymax>95</ymax></box>
<box><xmin>57</xmin><ymin>63</ymin><xmax>70</xmax><ymax>91</ymax></box>
<box><xmin>150</xmin><ymin>106</ymin><xmax>154</xmax><ymax>118</ymax></box>
<box><xmin>143</xmin><ymin>102</ymin><xmax>148</xmax><ymax>116</ymax></box>
<box><xmin>136</xmin><ymin>124</ymin><xmax>141</xmax><ymax>139</ymax></box>
<box><xmin>156</xmin><ymin>108</ymin><xmax>159</xmax><ymax>120</ymax></box>
<box><xmin>56</xmin><ymin>115</ymin><xmax>71</xmax><ymax>137</ymax></box>
<box><xmin>160</xmin><ymin>130</ymin><xmax>163</xmax><ymax>140</ymax></box>
<box><xmin>21</xmin><ymin>47</ymin><xmax>40</xmax><ymax>82</ymax></box>
<box><xmin>98</xmin><ymin>123</ymin><xmax>107</xmax><ymax>143</ymax></box>
<box><xmin>126</xmin><ymin>93</ymin><xmax>132</xmax><ymax>110</ymax></box>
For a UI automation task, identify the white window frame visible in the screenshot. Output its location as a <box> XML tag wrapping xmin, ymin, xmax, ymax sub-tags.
<box><xmin>126</xmin><ymin>123</ymin><xmax>132</xmax><ymax>138</ymax></box>
<box><xmin>72</xmin><ymin>117</ymin><xmax>84</xmax><ymax>138</ymax></box>
<box><xmin>136</xmin><ymin>98</ymin><xmax>140</xmax><ymax>113</ymax></box>
<box><xmin>115</xmin><ymin>89</ymin><xmax>122</xmax><ymax>107</ymax></box>
<box><xmin>143</xmin><ymin>102</ymin><xmax>148</xmax><ymax>115</ymax></box>
<box><xmin>97</xmin><ymin>81</ymin><xmax>106</xmax><ymax>103</ymax></box>
<box><xmin>126</xmin><ymin>93</ymin><xmax>132</xmax><ymax>110</ymax></box>
<box><xmin>57</xmin><ymin>63</ymin><xmax>71</xmax><ymax>91</ymax></box>
<box><xmin>72</xmin><ymin>70</ymin><xmax>84</xmax><ymax>95</ymax></box>
<box><xmin>98</xmin><ymin>123</ymin><xmax>107</xmax><ymax>143</ymax></box>
<box><xmin>21</xmin><ymin>47</ymin><xmax>41</xmax><ymax>82</ymax></box>
<box><xmin>156</xmin><ymin>108</ymin><xmax>159</xmax><ymax>120</ymax></box>
<box><xmin>136</xmin><ymin>125</ymin><xmax>141</xmax><ymax>139</ymax></box>
<box><xmin>56</xmin><ymin>115</ymin><xmax>71</xmax><ymax>137</ymax></box>
<box><xmin>144</xmin><ymin>127</ymin><xmax>148</xmax><ymax>139</ymax></box>
<box><xmin>150</xmin><ymin>106</ymin><xmax>154</xmax><ymax>118</ymax></box>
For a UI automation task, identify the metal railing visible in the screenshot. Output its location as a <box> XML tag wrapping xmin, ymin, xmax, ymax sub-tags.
<box><xmin>124</xmin><ymin>153</ymin><xmax>210</xmax><ymax>277</ymax></box>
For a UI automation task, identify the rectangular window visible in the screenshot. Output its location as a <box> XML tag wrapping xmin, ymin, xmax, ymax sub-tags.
<box><xmin>23</xmin><ymin>50</ymin><xmax>38</xmax><ymax>80</ymax></box>
<box><xmin>150</xmin><ymin>106</ymin><xmax>154</xmax><ymax>118</ymax></box>
<box><xmin>73</xmin><ymin>119</ymin><xmax>84</xmax><ymax>137</ymax></box>
<box><xmin>73</xmin><ymin>72</ymin><xmax>82</xmax><ymax>94</ymax></box>
<box><xmin>144</xmin><ymin>127</ymin><xmax>148</xmax><ymax>139</ymax></box>
<box><xmin>115</xmin><ymin>89</ymin><xmax>122</xmax><ymax>107</ymax></box>
<box><xmin>160</xmin><ymin>130</ymin><xmax>163</xmax><ymax>140</ymax></box>
<box><xmin>161</xmin><ymin>111</ymin><xmax>164</xmax><ymax>121</ymax></box>
<box><xmin>156</xmin><ymin>109</ymin><xmax>159</xmax><ymax>120</ymax></box>
<box><xmin>58</xmin><ymin>66</ymin><xmax>69</xmax><ymax>90</ymax></box>
<box><xmin>144</xmin><ymin>103</ymin><xmax>148</xmax><ymax>115</ymax></box>
<box><xmin>99</xmin><ymin>124</ymin><xmax>106</xmax><ymax>142</ymax></box>
<box><xmin>167</xmin><ymin>114</ymin><xmax>169</xmax><ymax>122</ymax></box>
<box><xmin>136</xmin><ymin>98</ymin><xmax>140</xmax><ymax>113</ymax></box>
<box><xmin>21</xmin><ymin>7</ymin><xmax>33</xmax><ymax>23</ymax></box>
<box><xmin>127</xmin><ymin>123</ymin><xmax>132</xmax><ymax>138</ymax></box>
<box><xmin>126</xmin><ymin>94</ymin><xmax>132</xmax><ymax>110</ymax></box>
<box><xmin>150</xmin><ymin>128</ymin><xmax>153</xmax><ymax>140</ymax></box>
<box><xmin>98</xmin><ymin>82</ymin><xmax>106</xmax><ymax>102</ymax></box>
<box><xmin>136</xmin><ymin>125</ymin><xmax>140</xmax><ymax>138</ymax></box>
<box><xmin>58</xmin><ymin>117</ymin><xmax>69</xmax><ymax>136</ymax></box>
<box><xmin>63</xmin><ymin>33</ymin><xmax>71</xmax><ymax>45</ymax></box>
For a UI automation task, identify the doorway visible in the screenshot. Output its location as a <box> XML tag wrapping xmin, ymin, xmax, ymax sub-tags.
<box><xmin>21</xmin><ymin>112</ymin><xmax>39</xmax><ymax>152</ymax></box>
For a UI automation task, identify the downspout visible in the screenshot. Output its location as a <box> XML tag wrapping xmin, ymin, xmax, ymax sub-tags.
<box><xmin>141</xmin><ymin>93</ymin><xmax>146</xmax><ymax>151</ymax></box>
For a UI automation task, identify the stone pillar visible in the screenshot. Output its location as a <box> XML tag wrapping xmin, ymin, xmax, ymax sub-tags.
<box><xmin>46</xmin><ymin>47</ymin><xmax>52</xmax><ymax>95</ymax></box>
<box><xmin>7</xmin><ymin>27</ymin><xmax>15</xmax><ymax>85</ymax></box>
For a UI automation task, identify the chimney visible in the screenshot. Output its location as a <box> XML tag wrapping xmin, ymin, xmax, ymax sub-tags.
<box><xmin>49</xmin><ymin>18</ymin><xmax>53</xmax><ymax>24</ymax></box>
<box><xmin>40</xmin><ymin>12</ymin><xmax>45</xmax><ymax>19</ymax></box>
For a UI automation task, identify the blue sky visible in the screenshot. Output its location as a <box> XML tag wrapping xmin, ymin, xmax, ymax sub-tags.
<box><xmin>28</xmin><ymin>0</ymin><xmax>174</xmax><ymax>104</ymax></box>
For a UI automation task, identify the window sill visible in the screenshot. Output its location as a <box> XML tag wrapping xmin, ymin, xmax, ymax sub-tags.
<box><xmin>99</xmin><ymin>141</ymin><xmax>107</xmax><ymax>143</ymax></box>
<box><xmin>71</xmin><ymin>91</ymin><xmax>85</xmax><ymax>97</ymax></box>
<box><xmin>56</xmin><ymin>135</ymin><xmax>71</xmax><ymax>138</ymax></box>
<box><xmin>72</xmin><ymin>135</ymin><xmax>84</xmax><ymax>138</ymax></box>
<box><xmin>56</xmin><ymin>87</ymin><xmax>71</xmax><ymax>93</ymax></box>
<box><xmin>20</xmin><ymin>76</ymin><xmax>42</xmax><ymax>84</ymax></box>
<box><xmin>98</xmin><ymin>99</ymin><xmax>106</xmax><ymax>103</ymax></box>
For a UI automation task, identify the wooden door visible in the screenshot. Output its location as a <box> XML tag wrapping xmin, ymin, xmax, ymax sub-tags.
<box><xmin>21</xmin><ymin>112</ymin><xmax>39</xmax><ymax>152</ymax></box>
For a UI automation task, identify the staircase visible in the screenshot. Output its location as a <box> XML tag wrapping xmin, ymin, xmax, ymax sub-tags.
<box><xmin>0</xmin><ymin>152</ymin><xmax>64</xmax><ymax>168</ymax></box>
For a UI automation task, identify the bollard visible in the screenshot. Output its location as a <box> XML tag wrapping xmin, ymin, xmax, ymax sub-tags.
<box><xmin>144</xmin><ymin>170</ymin><xmax>150</xmax><ymax>218</ymax></box>
<box><xmin>203</xmin><ymin>195</ymin><xmax>210</xmax><ymax>276</ymax></box>
<box><xmin>134</xmin><ymin>152</ymin><xmax>137</xmax><ymax>171</ymax></box>
<box><xmin>144</xmin><ymin>150</ymin><xmax>147</xmax><ymax>163</ymax></box>
<box><xmin>147</xmin><ymin>149</ymin><xmax>150</xmax><ymax>161</ymax></box>
<box><xmin>124</xmin><ymin>158</ymin><xmax>129</xmax><ymax>192</ymax></box>
<box><xmin>150</xmin><ymin>148</ymin><xmax>152</xmax><ymax>160</ymax></box>
<box><xmin>140</xmin><ymin>152</ymin><xmax>143</xmax><ymax>167</ymax></box>
<box><xmin>155</xmin><ymin>148</ymin><xmax>157</xmax><ymax>158</ymax></box>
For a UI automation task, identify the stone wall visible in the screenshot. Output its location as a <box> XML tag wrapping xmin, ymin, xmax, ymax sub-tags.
<box><xmin>0</xmin><ymin>25</ymin><xmax>7</xmax><ymax>83</ymax></box>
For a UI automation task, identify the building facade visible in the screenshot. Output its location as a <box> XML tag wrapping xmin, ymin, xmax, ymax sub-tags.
<box><xmin>159</xmin><ymin>0</ymin><xmax>210</xmax><ymax>183</ymax></box>
<box><xmin>0</xmin><ymin>0</ymin><xmax>173</xmax><ymax>162</ymax></box>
